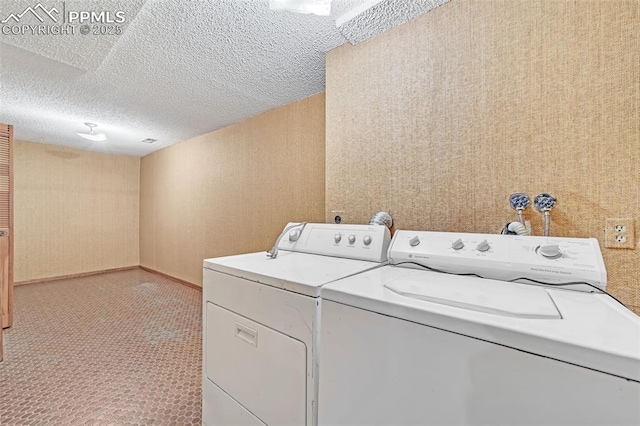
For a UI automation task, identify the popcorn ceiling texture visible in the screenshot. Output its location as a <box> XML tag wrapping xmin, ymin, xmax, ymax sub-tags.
<box><xmin>1</xmin><ymin>0</ymin><xmax>431</xmax><ymax>157</ymax></box>
<box><xmin>0</xmin><ymin>0</ymin><xmax>145</xmax><ymax>71</ymax></box>
<box><xmin>0</xmin><ymin>0</ymin><xmax>440</xmax><ymax>157</ymax></box>
<box><xmin>0</xmin><ymin>0</ymin><xmax>347</xmax><ymax>156</ymax></box>
<box><xmin>325</xmin><ymin>0</ymin><xmax>640</xmax><ymax>314</ymax></box>
<box><xmin>337</xmin><ymin>0</ymin><xmax>449</xmax><ymax>44</ymax></box>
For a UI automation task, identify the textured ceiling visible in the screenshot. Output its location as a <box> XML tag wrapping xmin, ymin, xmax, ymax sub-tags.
<box><xmin>0</xmin><ymin>0</ymin><xmax>446</xmax><ymax>157</ymax></box>
<box><xmin>337</xmin><ymin>0</ymin><xmax>449</xmax><ymax>44</ymax></box>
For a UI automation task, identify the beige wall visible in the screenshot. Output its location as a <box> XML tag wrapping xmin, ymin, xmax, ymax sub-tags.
<box><xmin>326</xmin><ymin>0</ymin><xmax>640</xmax><ymax>313</ymax></box>
<box><xmin>14</xmin><ymin>141</ymin><xmax>140</xmax><ymax>282</ymax></box>
<box><xmin>140</xmin><ymin>94</ymin><xmax>326</xmax><ymax>286</ymax></box>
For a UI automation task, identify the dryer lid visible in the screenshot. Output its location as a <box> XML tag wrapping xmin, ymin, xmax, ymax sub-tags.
<box><xmin>204</xmin><ymin>251</ymin><xmax>385</xmax><ymax>297</ymax></box>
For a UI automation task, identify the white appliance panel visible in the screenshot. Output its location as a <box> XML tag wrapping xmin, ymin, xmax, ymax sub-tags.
<box><xmin>277</xmin><ymin>223</ymin><xmax>391</xmax><ymax>262</ymax></box>
<box><xmin>203</xmin><ymin>267</ymin><xmax>317</xmax><ymax>426</ymax></box>
<box><xmin>202</xmin><ymin>381</ymin><xmax>267</xmax><ymax>426</ymax></box>
<box><xmin>390</xmin><ymin>231</ymin><xmax>607</xmax><ymax>290</ymax></box>
<box><xmin>203</xmin><ymin>268</ymin><xmax>318</xmax><ymax>343</ymax></box>
<box><xmin>203</xmin><ymin>222</ymin><xmax>392</xmax><ymax>426</ymax></box>
<box><xmin>206</xmin><ymin>303</ymin><xmax>306</xmax><ymax>426</ymax></box>
<box><xmin>321</xmin><ymin>267</ymin><xmax>640</xmax><ymax>381</ymax></box>
<box><xmin>318</xmin><ymin>300</ymin><xmax>640</xmax><ymax>426</ymax></box>
<box><xmin>384</xmin><ymin>270</ymin><xmax>561</xmax><ymax>319</ymax></box>
<box><xmin>204</xmin><ymin>251</ymin><xmax>383</xmax><ymax>297</ymax></box>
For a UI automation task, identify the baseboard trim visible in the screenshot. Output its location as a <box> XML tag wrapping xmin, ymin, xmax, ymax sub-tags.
<box><xmin>15</xmin><ymin>265</ymin><xmax>202</xmax><ymax>292</ymax></box>
<box><xmin>139</xmin><ymin>266</ymin><xmax>202</xmax><ymax>291</ymax></box>
<box><xmin>15</xmin><ymin>266</ymin><xmax>140</xmax><ymax>286</ymax></box>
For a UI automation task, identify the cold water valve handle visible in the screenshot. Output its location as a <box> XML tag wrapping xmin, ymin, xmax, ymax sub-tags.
<box><xmin>509</xmin><ymin>193</ymin><xmax>530</xmax><ymax>225</ymax></box>
<box><xmin>534</xmin><ymin>193</ymin><xmax>556</xmax><ymax>237</ymax></box>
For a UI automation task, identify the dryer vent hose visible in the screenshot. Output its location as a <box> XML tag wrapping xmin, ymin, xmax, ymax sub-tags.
<box><xmin>369</xmin><ymin>212</ymin><xmax>393</xmax><ymax>229</ymax></box>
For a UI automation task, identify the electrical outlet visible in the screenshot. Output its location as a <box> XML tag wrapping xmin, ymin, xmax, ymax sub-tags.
<box><xmin>605</xmin><ymin>218</ymin><xmax>635</xmax><ymax>249</ymax></box>
<box><xmin>615</xmin><ymin>224</ymin><xmax>627</xmax><ymax>233</ymax></box>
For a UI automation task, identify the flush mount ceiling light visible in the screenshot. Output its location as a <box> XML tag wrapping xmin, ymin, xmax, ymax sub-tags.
<box><xmin>269</xmin><ymin>0</ymin><xmax>331</xmax><ymax>16</ymax></box>
<box><xmin>77</xmin><ymin>122</ymin><xmax>107</xmax><ymax>141</ymax></box>
<box><xmin>140</xmin><ymin>138</ymin><xmax>158</xmax><ymax>144</ymax></box>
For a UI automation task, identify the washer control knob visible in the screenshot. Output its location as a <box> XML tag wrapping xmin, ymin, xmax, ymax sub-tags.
<box><xmin>348</xmin><ymin>234</ymin><xmax>356</xmax><ymax>244</ymax></box>
<box><xmin>334</xmin><ymin>234</ymin><xmax>342</xmax><ymax>243</ymax></box>
<box><xmin>363</xmin><ymin>235</ymin><xmax>372</xmax><ymax>245</ymax></box>
<box><xmin>540</xmin><ymin>244</ymin><xmax>561</xmax><ymax>259</ymax></box>
<box><xmin>451</xmin><ymin>239</ymin><xmax>464</xmax><ymax>250</ymax></box>
<box><xmin>409</xmin><ymin>236</ymin><xmax>420</xmax><ymax>247</ymax></box>
<box><xmin>289</xmin><ymin>229</ymin><xmax>301</xmax><ymax>242</ymax></box>
<box><xmin>476</xmin><ymin>239</ymin><xmax>490</xmax><ymax>252</ymax></box>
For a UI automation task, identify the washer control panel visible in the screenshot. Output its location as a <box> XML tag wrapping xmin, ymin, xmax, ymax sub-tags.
<box><xmin>389</xmin><ymin>231</ymin><xmax>607</xmax><ymax>291</ymax></box>
<box><xmin>278</xmin><ymin>223</ymin><xmax>391</xmax><ymax>263</ymax></box>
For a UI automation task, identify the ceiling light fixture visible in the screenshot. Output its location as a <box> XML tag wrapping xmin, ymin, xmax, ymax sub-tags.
<box><xmin>269</xmin><ymin>0</ymin><xmax>331</xmax><ymax>16</ymax></box>
<box><xmin>140</xmin><ymin>138</ymin><xmax>158</xmax><ymax>144</ymax></box>
<box><xmin>77</xmin><ymin>122</ymin><xmax>107</xmax><ymax>141</ymax></box>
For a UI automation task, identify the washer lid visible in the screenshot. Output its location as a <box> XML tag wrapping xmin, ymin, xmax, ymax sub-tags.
<box><xmin>204</xmin><ymin>251</ymin><xmax>384</xmax><ymax>297</ymax></box>
<box><xmin>384</xmin><ymin>273</ymin><xmax>561</xmax><ymax>319</ymax></box>
<box><xmin>321</xmin><ymin>266</ymin><xmax>640</xmax><ymax>381</ymax></box>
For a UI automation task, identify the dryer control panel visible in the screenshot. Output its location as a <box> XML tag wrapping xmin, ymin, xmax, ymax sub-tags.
<box><xmin>389</xmin><ymin>231</ymin><xmax>607</xmax><ymax>291</ymax></box>
<box><xmin>278</xmin><ymin>223</ymin><xmax>391</xmax><ymax>263</ymax></box>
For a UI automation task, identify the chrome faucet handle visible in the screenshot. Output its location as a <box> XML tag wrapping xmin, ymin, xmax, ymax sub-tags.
<box><xmin>509</xmin><ymin>193</ymin><xmax>530</xmax><ymax>211</ymax></box>
<box><xmin>534</xmin><ymin>193</ymin><xmax>556</xmax><ymax>212</ymax></box>
<box><xmin>534</xmin><ymin>193</ymin><xmax>556</xmax><ymax>236</ymax></box>
<box><xmin>509</xmin><ymin>193</ymin><xmax>530</xmax><ymax>225</ymax></box>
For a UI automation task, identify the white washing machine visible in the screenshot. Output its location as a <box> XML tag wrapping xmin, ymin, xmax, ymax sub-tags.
<box><xmin>319</xmin><ymin>230</ymin><xmax>640</xmax><ymax>426</ymax></box>
<box><xmin>202</xmin><ymin>222</ymin><xmax>391</xmax><ymax>426</ymax></box>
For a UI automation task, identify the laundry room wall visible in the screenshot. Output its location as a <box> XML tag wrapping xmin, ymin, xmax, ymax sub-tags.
<box><xmin>14</xmin><ymin>140</ymin><xmax>140</xmax><ymax>283</ymax></box>
<box><xmin>325</xmin><ymin>1</ymin><xmax>640</xmax><ymax>313</ymax></box>
<box><xmin>140</xmin><ymin>93</ymin><xmax>325</xmax><ymax>287</ymax></box>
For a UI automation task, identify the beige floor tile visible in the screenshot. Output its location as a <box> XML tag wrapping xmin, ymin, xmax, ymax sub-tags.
<box><xmin>0</xmin><ymin>269</ymin><xmax>202</xmax><ymax>425</ymax></box>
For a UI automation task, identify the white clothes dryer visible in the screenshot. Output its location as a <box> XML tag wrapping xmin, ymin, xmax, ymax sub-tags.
<box><xmin>319</xmin><ymin>231</ymin><xmax>640</xmax><ymax>426</ymax></box>
<box><xmin>202</xmin><ymin>222</ymin><xmax>391</xmax><ymax>426</ymax></box>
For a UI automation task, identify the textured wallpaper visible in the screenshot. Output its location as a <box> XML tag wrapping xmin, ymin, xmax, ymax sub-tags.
<box><xmin>140</xmin><ymin>94</ymin><xmax>326</xmax><ymax>286</ymax></box>
<box><xmin>326</xmin><ymin>0</ymin><xmax>640</xmax><ymax>313</ymax></box>
<box><xmin>14</xmin><ymin>141</ymin><xmax>140</xmax><ymax>282</ymax></box>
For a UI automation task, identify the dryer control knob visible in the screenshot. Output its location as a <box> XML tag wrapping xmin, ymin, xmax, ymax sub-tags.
<box><xmin>476</xmin><ymin>239</ymin><xmax>490</xmax><ymax>252</ymax></box>
<box><xmin>289</xmin><ymin>229</ymin><xmax>301</xmax><ymax>242</ymax></box>
<box><xmin>363</xmin><ymin>235</ymin><xmax>372</xmax><ymax>245</ymax></box>
<box><xmin>334</xmin><ymin>234</ymin><xmax>342</xmax><ymax>243</ymax></box>
<box><xmin>409</xmin><ymin>236</ymin><xmax>420</xmax><ymax>247</ymax></box>
<box><xmin>452</xmin><ymin>239</ymin><xmax>464</xmax><ymax>250</ymax></box>
<box><xmin>348</xmin><ymin>234</ymin><xmax>356</xmax><ymax>244</ymax></box>
<box><xmin>540</xmin><ymin>244</ymin><xmax>562</xmax><ymax>259</ymax></box>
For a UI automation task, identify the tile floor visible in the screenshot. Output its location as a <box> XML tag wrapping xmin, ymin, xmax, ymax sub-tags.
<box><xmin>0</xmin><ymin>269</ymin><xmax>202</xmax><ymax>425</ymax></box>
